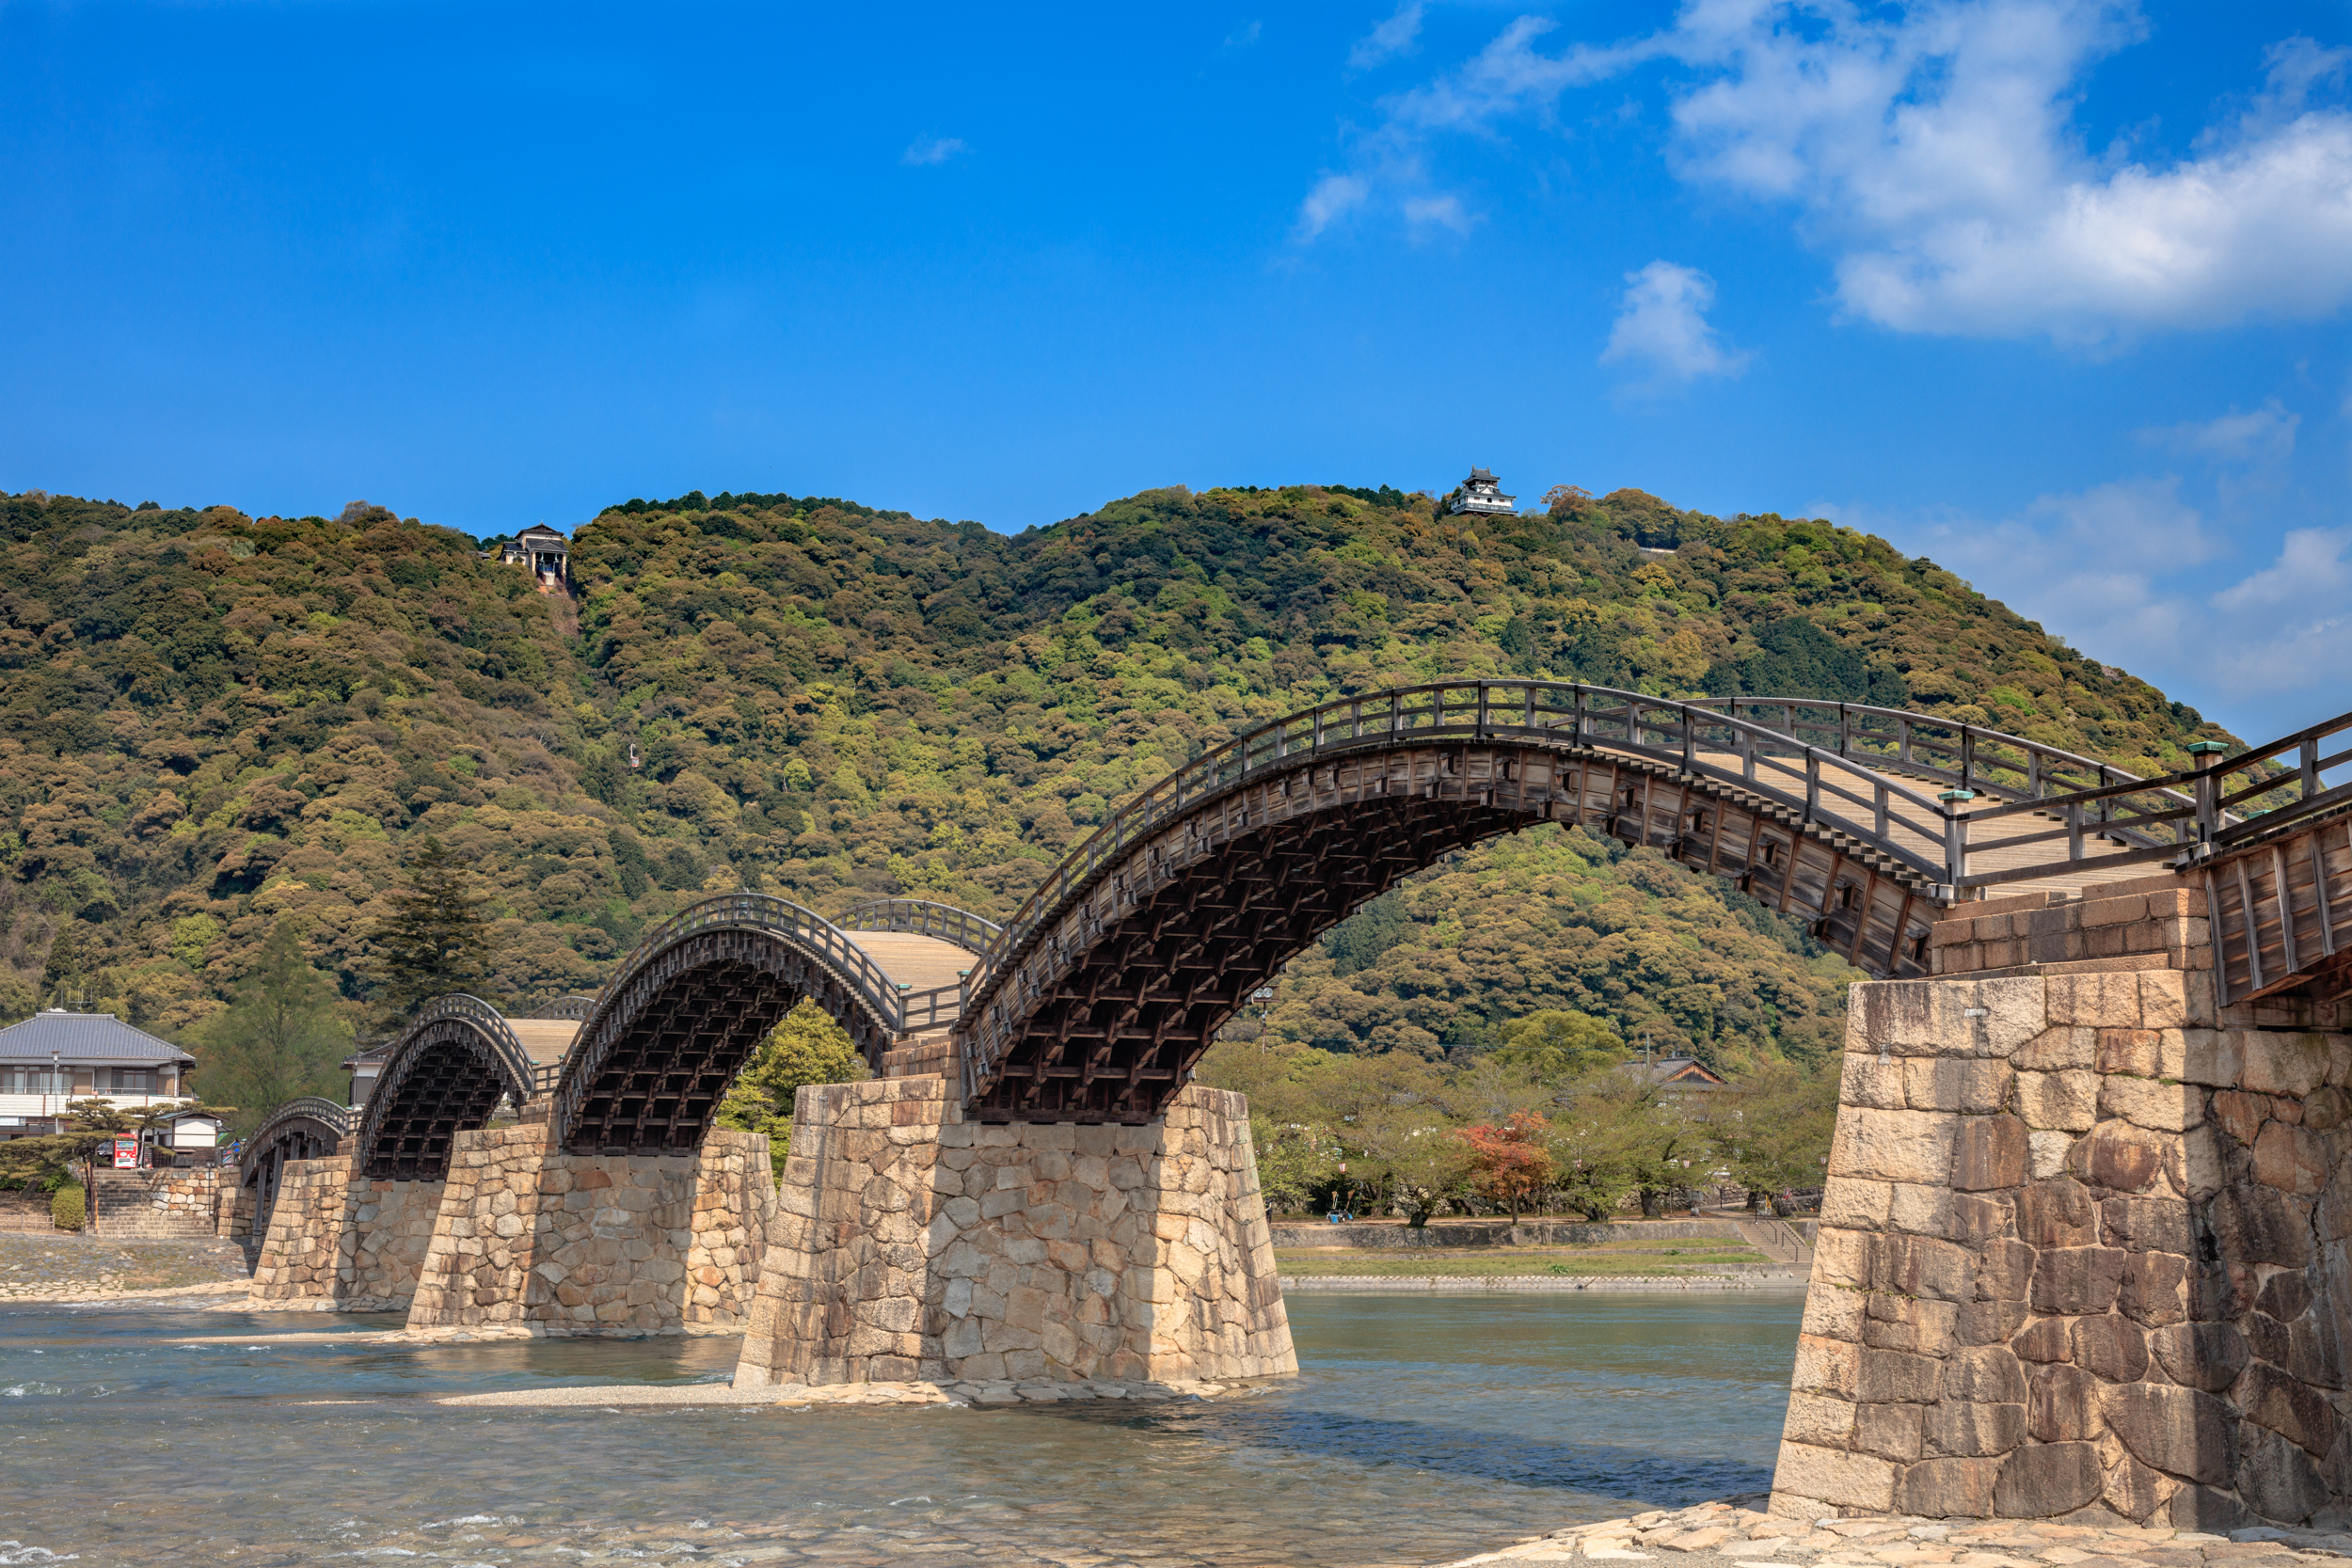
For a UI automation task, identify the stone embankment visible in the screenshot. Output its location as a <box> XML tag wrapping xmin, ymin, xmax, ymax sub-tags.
<box><xmin>1446</xmin><ymin>1500</ymin><xmax>2352</xmax><ymax>1568</ymax></box>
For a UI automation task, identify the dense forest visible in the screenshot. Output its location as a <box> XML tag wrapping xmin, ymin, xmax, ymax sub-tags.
<box><xmin>0</xmin><ymin>478</ymin><xmax>2234</xmax><ymax>1075</ymax></box>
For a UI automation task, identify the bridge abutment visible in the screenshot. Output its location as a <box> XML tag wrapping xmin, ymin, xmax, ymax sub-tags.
<box><xmin>733</xmin><ymin>1079</ymin><xmax>1295</xmax><ymax>1389</ymax></box>
<box><xmin>402</xmin><ymin>1125</ymin><xmax>775</xmax><ymax>1336</ymax></box>
<box><xmin>1774</xmin><ymin>878</ymin><xmax>2352</xmax><ymax>1531</ymax></box>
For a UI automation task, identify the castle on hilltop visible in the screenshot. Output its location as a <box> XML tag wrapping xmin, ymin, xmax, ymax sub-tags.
<box><xmin>498</xmin><ymin>524</ymin><xmax>569</xmax><ymax>592</ymax></box>
<box><xmin>1446</xmin><ymin>467</ymin><xmax>1516</xmax><ymax>516</ymax></box>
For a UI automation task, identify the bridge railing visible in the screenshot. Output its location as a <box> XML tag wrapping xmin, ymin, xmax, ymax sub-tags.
<box><xmin>354</xmin><ymin>994</ymin><xmax>537</xmax><ymax>1168</ymax></box>
<box><xmin>520</xmin><ymin>991</ymin><xmax>599</xmax><ymax>1022</ymax></box>
<box><xmin>958</xmin><ymin>680</ymin><xmax>1972</xmax><ymax>1012</ymax></box>
<box><xmin>238</xmin><ymin>1096</ymin><xmax>352</xmax><ymax>1180</ymax></box>
<box><xmin>583</xmin><ymin>894</ymin><xmax>914</xmax><ymax>1050</ymax></box>
<box><xmin>837</xmin><ymin>898</ymin><xmax>1003</xmax><ymax>955</ymax></box>
<box><xmin>1960</xmin><ymin>705</ymin><xmax>2352</xmax><ymax>881</ymax></box>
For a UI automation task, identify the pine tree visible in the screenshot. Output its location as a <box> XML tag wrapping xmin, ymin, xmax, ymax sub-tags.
<box><xmin>370</xmin><ymin>836</ymin><xmax>491</xmax><ymax>1021</ymax></box>
<box><xmin>191</xmin><ymin>921</ymin><xmax>348</xmax><ymax>1135</ymax></box>
<box><xmin>40</xmin><ymin>922</ymin><xmax>91</xmax><ymax>1009</ymax></box>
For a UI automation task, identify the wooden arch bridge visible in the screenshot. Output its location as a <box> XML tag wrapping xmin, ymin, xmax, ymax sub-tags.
<box><xmin>322</xmin><ymin>679</ymin><xmax>2352</xmax><ymax>1180</ymax></box>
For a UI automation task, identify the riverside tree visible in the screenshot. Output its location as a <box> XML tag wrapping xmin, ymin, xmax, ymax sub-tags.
<box><xmin>191</xmin><ymin>920</ymin><xmax>349</xmax><ymax>1136</ymax></box>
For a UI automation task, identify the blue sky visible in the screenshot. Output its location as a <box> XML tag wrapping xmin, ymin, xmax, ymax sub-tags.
<box><xmin>4</xmin><ymin>2</ymin><xmax>2350</xmax><ymax>741</ymax></box>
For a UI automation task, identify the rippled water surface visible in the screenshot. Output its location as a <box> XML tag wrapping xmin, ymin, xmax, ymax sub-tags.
<box><xmin>0</xmin><ymin>1291</ymin><xmax>1802</xmax><ymax>1567</ymax></box>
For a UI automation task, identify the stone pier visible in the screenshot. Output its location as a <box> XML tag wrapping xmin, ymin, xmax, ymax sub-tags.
<box><xmin>403</xmin><ymin>1125</ymin><xmax>776</xmax><ymax>1336</ymax></box>
<box><xmin>249</xmin><ymin>1152</ymin><xmax>448</xmax><ymax>1310</ymax></box>
<box><xmin>733</xmin><ymin>1078</ymin><xmax>1296</xmax><ymax>1388</ymax></box>
<box><xmin>1772</xmin><ymin>874</ymin><xmax>2352</xmax><ymax>1531</ymax></box>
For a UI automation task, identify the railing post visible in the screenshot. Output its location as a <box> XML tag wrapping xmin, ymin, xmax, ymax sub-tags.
<box><xmin>1476</xmin><ymin>681</ymin><xmax>1489</xmax><ymax>734</ymax></box>
<box><xmin>1874</xmin><ymin>781</ymin><xmax>1888</xmax><ymax>839</ymax></box>
<box><xmin>2186</xmin><ymin>741</ymin><xmax>2227</xmax><ymax>846</ymax></box>
<box><xmin>1838</xmin><ymin>705</ymin><xmax>1851</xmax><ymax>757</ymax></box>
<box><xmin>1940</xmin><ymin>788</ymin><xmax>1977</xmax><ymax>893</ymax></box>
<box><xmin>1680</xmin><ymin>705</ymin><xmax>1695</xmax><ymax>773</ymax></box>
<box><xmin>2303</xmin><ymin>737</ymin><xmax>2321</xmax><ymax>802</ymax></box>
<box><xmin>1804</xmin><ymin>753</ymin><xmax>1820</xmax><ymax>823</ymax></box>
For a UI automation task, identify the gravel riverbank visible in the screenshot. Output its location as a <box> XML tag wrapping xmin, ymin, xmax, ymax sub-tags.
<box><xmin>1444</xmin><ymin>1500</ymin><xmax>2352</xmax><ymax>1568</ymax></box>
<box><xmin>0</xmin><ymin>1232</ymin><xmax>252</xmax><ymax>1299</ymax></box>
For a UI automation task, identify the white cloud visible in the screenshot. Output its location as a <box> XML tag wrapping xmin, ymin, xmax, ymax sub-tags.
<box><xmin>1310</xmin><ymin>4</ymin><xmax>2352</xmax><ymax>346</ymax></box>
<box><xmin>901</xmin><ymin>136</ymin><xmax>968</xmax><ymax>166</ymax></box>
<box><xmin>1349</xmin><ymin>3</ymin><xmax>1425</xmax><ymax>72</ymax></box>
<box><xmin>1227</xmin><ymin>20</ymin><xmax>1263</xmax><ymax>49</ymax></box>
<box><xmin>1601</xmin><ymin>261</ymin><xmax>1749</xmax><ymax>388</ymax></box>
<box><xmin>1820</xmin><ymin>480</ymin><xmax>2351</xmax><ymax>737</ymax></box>
<box><xmin>1402</xmin><ymin>193</ymin><xmax>1472</xmax><ymax>232</ymax></box>
<box><xmin>1295</xmin><ymin>172</ymin><xmax>1372</xmax><ymax>239</ymax></box>
<box><xmin>2140</xmin><ymin>402</ymin><xmax>2299</xmax><ymax>467</ymax></box>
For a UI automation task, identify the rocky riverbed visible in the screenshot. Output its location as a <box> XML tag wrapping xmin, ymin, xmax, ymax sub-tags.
<box><xmin>1448</xmin><ymin>1500</ymin><xmax>2352</xmax><ymax>1568</ymax></box>
<box><xmin>0</xmin><ymin>1231</ymin><xmax>252</xmax><ymax>1298</ymax></box>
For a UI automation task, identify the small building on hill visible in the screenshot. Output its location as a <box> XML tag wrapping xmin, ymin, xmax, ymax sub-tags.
<box><xmin>0</xmin><ymin>1011</ymin><xmax>196</xmax><ymax>1140</ymax></box>
<box><xmin>1620</xmin><ymin>1053</ymin><xmax>1729</xmax><ymax>1095</ymax></box>
<box><xmin>1447</xmin><ymin>467</ymin><xmax>1517</xmax><ymax>516</ymax></box>
<box><xmin>500</xmin><ymin>524</ymin><xmax>569</xmax><ymax>590</ymax></box>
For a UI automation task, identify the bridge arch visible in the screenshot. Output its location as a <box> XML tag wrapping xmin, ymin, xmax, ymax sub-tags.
<box><xmin>241</xmin><ymin>1095</ymin><xmax>351</xmax><ymax>1234</ymax></box>
<box><xmin>353</xmin><ymin>995</ymin><xmax>535</xmax><ymax>1180</ymax></box>
<box><xmin>547</xmin><ymin>895</ymin><xmax>988</xmax><ymax>1156</ymax></box>
<box><xmin>952</xmin><ymin>680</ymin><xmax>2210</xmax><ymax>1122</ymax></box>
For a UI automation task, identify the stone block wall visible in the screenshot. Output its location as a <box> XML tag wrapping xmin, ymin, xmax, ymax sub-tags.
<box><xmin>1772</xmin><ymin>962</ymin><xmax>2352</xmax><ymax>1531</ymax></box>
<box><xmin>403</xmin><ymin>1125</ymin><xmax>775</xmax><ymax>1336</ymax></box>
<box><xmin>733</xmin><ymin>1077</ymin><xmax>1296</xmax><ymax>1389</ymax></box>
<box><xmin>1931</xmin><ymin>876</ymin><xmax>2210</xmax><ymax>979</ymax></box>
<box><xmin>91</xmin><ymin>1166</ymin><xmax>223</xmax><ymax>1238</ymax></box>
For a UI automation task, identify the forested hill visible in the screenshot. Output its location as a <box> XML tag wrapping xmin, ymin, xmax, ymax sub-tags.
<box><xmin>0</xmin><ymin>483</ymin><xmax>2233</xmax><ymax>1070</ymax></box>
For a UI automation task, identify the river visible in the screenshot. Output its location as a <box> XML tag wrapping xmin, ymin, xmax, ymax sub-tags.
<box><xmin>0</xmin><ymin>1291</ymin><xmax>1802</xmax><ymax>1566</ymax></box>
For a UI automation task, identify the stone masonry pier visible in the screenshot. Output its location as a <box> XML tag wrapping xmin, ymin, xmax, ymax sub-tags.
<box><xmin>403</xmin><ymin>1124</ymin><xmax>775</xmax><ymax>1337</ymax></box>
<box><xmin>733</xmin><ymin>1078</ymin><xmax>1295</xmax><ymax>1388</ymax></box>
<box><xmin>249</xmin><ymin>1152</ymin><xmax>446</xmax><ymax>1311</ymax></box>
<box><xmin>1772</xmin><ymin>873</ymin><xmax>2352</xmax><ymax>1532</ymax></box>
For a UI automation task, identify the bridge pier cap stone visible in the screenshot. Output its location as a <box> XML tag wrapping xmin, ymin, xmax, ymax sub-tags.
<box><xmin>733</xmin><ymin>1078</ymin><xmax>1295</xmax><ymax>1389</ymax></box>
<box><xmin>1771</xmin><ymin>879</ymin><xmax>2352</xmax><ymax>1532</ymax></box>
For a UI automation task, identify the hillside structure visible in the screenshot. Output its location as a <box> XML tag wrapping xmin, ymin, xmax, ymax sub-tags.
<box><xmin>1447</xmin><ymin>467</ymin><xmax>1516</xmax><ymax>516</ymax></box>
<box><xmin>499</xmin><ymin>523</ymin><xmax>569</xmax><ymax>589</ymax></box>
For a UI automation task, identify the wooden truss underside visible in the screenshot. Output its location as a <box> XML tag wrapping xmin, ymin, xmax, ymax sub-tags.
<box><xmin>961</xmin><ymin>742</ymin><xmax>1939</xmax><ymax>1121</ymax></box>
<box><xmin>556</xmin><ymin>930</ymin><xmax>887</xmax><ymax>1157</ymax></box>
<box><xmin>360</xmin><ymin>1022</ymin><xmax>529</xmax><ymax>1180</ymax></box>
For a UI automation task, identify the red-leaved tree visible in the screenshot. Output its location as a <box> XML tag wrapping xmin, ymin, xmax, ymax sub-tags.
<box><xmin>1460</xmin><ymin>1110</ymin><xmax>1555</xmax><ymax>1223</ymax></box>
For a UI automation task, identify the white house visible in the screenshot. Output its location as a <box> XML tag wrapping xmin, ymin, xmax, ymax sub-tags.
<box><xmin>0</xmin><ymin>1011</ymin><xmax>196</xmax><ymax>1140</ymax></box>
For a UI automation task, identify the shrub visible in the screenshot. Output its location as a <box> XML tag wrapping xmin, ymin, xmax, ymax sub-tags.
<box><xmin>51</xmin><ymin>1183</ymin><xmax>85</xmax><ymax>1231</ymax></box>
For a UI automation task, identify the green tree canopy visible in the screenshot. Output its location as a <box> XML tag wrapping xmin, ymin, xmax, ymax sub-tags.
<box><xmin>1490</xmin><ymin>1008</ymin><xmax>1626</xmax><ymax>1082</ymax></box>
<box><xmin>191</xmin><ymin>919</ymin><xmax>351</xmax><ymax>1137</ymax></box>
<box><xmin>715</xmin><ymin>999</ymin><xmax>871</xmax><ymax>1172</ymax></box>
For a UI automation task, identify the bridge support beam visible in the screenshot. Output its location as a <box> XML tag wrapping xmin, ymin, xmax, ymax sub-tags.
<box><xmin>1773</xmin><ymin>879</ymin><xmax>2352</xmax><ymax>1531</ymax></box>
<box><xmin>732</xmin><ymin>1079</ymin><xmax>1295</xmax><ymax>1389</ymax></box>
<box><xmin>402</xmin><ymin>1125</ymin><xmax>776</xmax><ymax>1336</ymax></box>
<box><xmin>249</xmin><ymin>1152</ymin><xmax>446</xmax><ymax>1311</ymax></box>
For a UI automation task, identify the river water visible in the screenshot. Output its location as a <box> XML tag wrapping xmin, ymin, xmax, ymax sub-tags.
<box><xmin>0</xmin><ymin>1291</ymin><xmax>1802</xmax><ymax>1567</ymax></box>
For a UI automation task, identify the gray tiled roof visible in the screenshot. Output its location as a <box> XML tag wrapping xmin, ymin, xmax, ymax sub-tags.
<box><xmin>0</xmin><ymin>1011</ymin><xmax>195</xmax><ymax>1064</ymax></box>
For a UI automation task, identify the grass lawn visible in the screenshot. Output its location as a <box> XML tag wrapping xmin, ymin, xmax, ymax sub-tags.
<box><xmin>1272</xmin><ymin>1240</ymin><xmax>1773</xmax><ymax>1277</ymax></box>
